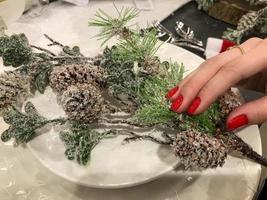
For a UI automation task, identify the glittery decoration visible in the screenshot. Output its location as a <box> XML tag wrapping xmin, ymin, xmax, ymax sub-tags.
<box><xmin>1</xmin><ymin>102</ymin><xmax>66</xmax><ymax>144</ymax></box>
<box><xmin>172</xmin><ymin>130</ymin><xmax>227</xmax><ymax>170</ymax></box>
<box><xmin>61</xmin><ymin>83</ymin><xmax>104</xmax><ymax>123</ymax></box>
<box><xmin>0</xmin><ymin>34</ymin><xmax>32</xmax><ymax>67</ymax></box>
<box><xmin>49</xmin><ymin>64</ymin><xmax>105</xmax><ymax>94</ymax></box>
<box><xmin>138</xmin><ymin>56</ymin><xmax>165</xmax><ymax>76</ymax></box>
<box><xmin>60</xmin><ymin>122</ymin><xmax>117</xmax><ymax>165</ymax></box>
<box><xmin>219</xmin><ymin>90</ymin><xmax>242</xmax><ymax>118</ymax></box>
<box><xmin>0</xmin><ymin>71</ymin><xmax>30</xmax><ymax>113</ymax></box>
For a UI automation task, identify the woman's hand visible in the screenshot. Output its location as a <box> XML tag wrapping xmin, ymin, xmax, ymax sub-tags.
<box><xmin>166</xmin><ymin>38</ymin><xmax>267</xmax><ymax>130</ymax></box>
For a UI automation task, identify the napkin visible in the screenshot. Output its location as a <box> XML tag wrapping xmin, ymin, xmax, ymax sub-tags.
<box><xmin>205</xmin><ymin>37</ymin><xmax>236</xmax><ymax>59</ymax></box>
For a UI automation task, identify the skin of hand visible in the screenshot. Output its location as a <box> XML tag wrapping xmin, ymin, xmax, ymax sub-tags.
<box><xmin>166</xmin><ymin>38</ymin><xmax>267</xmax><ymax>131</ymax></box>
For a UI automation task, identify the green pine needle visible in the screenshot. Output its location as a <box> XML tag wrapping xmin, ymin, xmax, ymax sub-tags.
<box><xmin>89</xmin><ymin>5</ymin><xmax>139</xmax><ymax>45</ymax></box>
<box><xmin>116</xmin><ymin>30</ymin><xmax>161</xmax><ymax>62</ymax></box>
<box><xmin>60</xmin><ymin>122</ymin><xmax>118</xmax><ymax>165</ymax></box>
<box><xmin>133</xmin><ymin>60</ymin><xmax>220</xmax><ymax>134</ymax></box>
<box><xmin>137</xmin><ymin>61</ymin><xmax>185</xmax><ymax>105</ymax></box>
<box><xmin>181</xmin><ymin>101</ymin><xmax>220</xmax><ymax>134</ymax></box>
<box><xmin>133</xmin><ymin>61</ymin><xmax>185</xmax><ymax>126</ymax></box>
<box><xmin>133</xmin><ymin>104</ymin><xmax>178</xmax><ymax>126</ymax></box>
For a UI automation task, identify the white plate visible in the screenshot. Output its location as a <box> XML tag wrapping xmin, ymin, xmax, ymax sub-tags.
<box><xmin>26</xmin><ymin>43</ymin><xmax>205</xmax><ymax>188</ymax></box>
<box><xmin>0</xmin><ymin>42</ymin><xmax>262</xmax><ymax>190</ymax></box>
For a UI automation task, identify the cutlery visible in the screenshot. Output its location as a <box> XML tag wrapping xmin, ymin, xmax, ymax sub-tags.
<box><xmin>175</xmin><ymin>21</ymin><xmax>203</xmax><ymax>47</ymax></box>
<box><xmin>150</xmin><ymin>21</ymin><xmax>205</xmax><ymax>52</ymax></box>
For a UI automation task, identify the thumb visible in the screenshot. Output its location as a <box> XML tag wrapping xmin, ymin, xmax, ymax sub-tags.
<box><xmin>226</xmin><ymin>96</ymin><xmax>267</xmax><ymax>131</ymax></box>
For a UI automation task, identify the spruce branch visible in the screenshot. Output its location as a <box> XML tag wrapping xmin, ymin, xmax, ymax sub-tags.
<box><xmin>44</xmin><ymin>33</ymin><xmax>64</xmax><ymax>47</ymax></box>
<box><xmin>222</xmin><ymin>6</ymin><xmax>267</xmax><ymax>43</ymax></box>
<box><xmin>133</xmin><ymin>61</ymin><xmax>185</xmax><ymax>126</ymax></box>
<box><xmin>123</xmin><ymin>131</ymin><xmax>172</xmax><ymax>145</ymax></box>
<box><xmin>195</xmin><ymin>0</ymin><xmax>216</xmax><ymax>11</ymax></box>
<box><xmin>1</xmin><ymin>102</ymin><xmax>66</xmax><ymax>145</ymax></box>
<box><xmin>89</xmin><ymin>5</ymin><xmax>139</xmax><ymax>45</ymax></box>
<box><xmin>30</xmin><ymin>45</ymin><xmax>56</xmax><ymax>56</ymax></box>
<box><xmin>100</xmin><ymin>118</ymin><xmax>158</xmax><ymax>128</ymax></box>
<box><xmin>116</xmin><ymin>30</ymin><xmax>161</xmax><ymax>63</ymax></box>
<box><xmin>60</xmin><ymin>122</ymin><xmax>140</xmax><ymax>165</ymax></box>
<box><xmin>133</xmin><ymin>60</ymin><xmax>221</xmax><ymax>134</ymax></box>
<box><xmin>180</xmin><ymin>101</ymin><xmax>220</xmax><ymax>134</ymax></box>
<box><xmin>246</xmin><ymin>0</ymin><xmax>267</xmax><ymax>5</ymax></box>
<box><xmin>0</xmin><ymin>33</ymin><xmax>97</xmax><ymax>95</ymax></box>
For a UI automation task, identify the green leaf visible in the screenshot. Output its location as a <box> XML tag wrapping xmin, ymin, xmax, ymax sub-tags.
<box><xmin>1</xmin><ymin>129</ymin><xmax>13</xmax><ymax>142</ymax></box>
<box><xmin>0</xmin><ymin>36</ymin><xmax>10</xmax><ymax>56</ymax></box>
<box><xmin>33</xmin><ymin>62</ymin><xmax>53</xmax><ymax>94</ymax></box>
<box><xmin>1</xmin><ymin>102</ymin><xmax>65</xmax><ymax>144</ymax></box>
<box><xmin>62</xmin><ymin>46</ymin><xmax>82</xmax><ymax>56</ymax></box>
<box><xmin>2</xmin><ymin>105</ymin><xmax>44</xmax><ymax>144</ymax></box>
<box><xmin>24</xmin><ymin>101</ymin><xmax>46</xmax><ymax>120</ymax></box>
<box><xmin>60</xmin><ymin>122</ymin><xmax>117</xmax><ymax>165</ymax></box>
<box><xmin>1</xmin><ymin>34</ymin><xmax>32</xmax><ymax>68</ymax></box>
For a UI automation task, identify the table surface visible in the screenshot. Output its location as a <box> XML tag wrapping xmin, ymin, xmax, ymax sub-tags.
<box><xmin>0</xmin><ymin>1</ymin><xmax>263</xmax><ymax>199</ymax></box>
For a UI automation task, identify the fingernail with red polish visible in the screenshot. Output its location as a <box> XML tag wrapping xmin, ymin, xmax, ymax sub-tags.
<box><xmin>170</xmin><ymin>95</ymin><xmax>183</xmax><ymax>112</ymax></box>
<box><xmin>227</xmin><ymin>114</ymin><xmax>248</xmax><ymax>131</ymax></box>
<box><xmin>187</xmin><ymin>97</ymin><xmax>201</xmax><ymax>115</ymax></box>
<box><xmin>165</xmin><ymin>86</ymin><xmax>179</xmax><ymax>99</ymax></box>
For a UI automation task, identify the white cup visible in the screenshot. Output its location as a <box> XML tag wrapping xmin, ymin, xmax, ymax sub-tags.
<box><xmin>0</xmin><ymin>0</ymin><xmax>25</xmax><ymax>25</ymax></box>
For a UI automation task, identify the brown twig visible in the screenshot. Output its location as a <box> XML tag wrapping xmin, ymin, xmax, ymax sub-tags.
<box><xmin>217</xmin><ymin>132</ymin><xmax>267</xmax><ymax>167</ymax></box>
<box><xmin>51</xmin><ymin>56</ymin><xmax>94</xmax><ymax>61</ymax></box>
<box><xmin>101</xmin><ymin>118</ymin><xmax>157</xmax><ymax>128</ymax></box>
<box><xmin>123</xmin><ymin>131</ymin><xmax>171</xmax><ymax>145</ymax></box>
<box><xmin>44</xmin><ymin>34</ymin><xmax>64</xmax><ymax>47</ymax></box>
<box><xmin>31</xmin><ymin>45</ymin><xmax>56</xmax><ymax>56</ymax></box>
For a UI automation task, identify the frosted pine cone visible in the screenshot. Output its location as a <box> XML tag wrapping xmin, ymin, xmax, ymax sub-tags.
<box><xmin>49</xmin><ymin>64</ymin><xmax>105</xmax><ymax>94</ymax></box>
<box><xmin>138</xmin><ymin>57</ymin><xmax>165</xmax><ymax>76</ymax></box>
<box><xmin>61</xmin><ymin>83</ymin><xmax>104</xmax><ymax>123</ymax></box>
<box><xmin>0</xmin><ymin>71</ymin><xmax>30</xmax><ymax>113</ymax></box>
<box><xmin>219</xmin><ymin>90</ymin><xmax>242</xmax><ymax>117</ymax></box>
<box><xmin>171</xmin><ymin>130</ymin><xmax>227</xmax><ymax>170</ymax></box>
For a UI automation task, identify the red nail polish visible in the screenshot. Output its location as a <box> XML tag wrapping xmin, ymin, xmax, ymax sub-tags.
<box><xmin>165</xmin><ymin>86</ymin><xmax>179</xmax><ymax>99</ymax></box>
<box><xmin>187</xmin><ymin>97</ymin><xmax>201</xmax><ymax>115</ymax></box>
<box><xmin>170</xmin><ymin>95</ymin><xmax>183</xmax><ymax>112</ymax></box>
<box><xmin>227</xmin><ymin>114</ymin><xmax>248</xmax><ymax>131</ymax></box>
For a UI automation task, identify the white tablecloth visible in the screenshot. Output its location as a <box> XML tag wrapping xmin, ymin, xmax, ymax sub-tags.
<box><xmin>0</xmin><ymin>1</ymin><xmax>263</xmax><ymax>199</ymax></box>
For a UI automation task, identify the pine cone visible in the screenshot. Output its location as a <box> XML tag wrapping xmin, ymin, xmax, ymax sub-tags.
<box><xmin>61</xmin><ymin>83</ymin><xmax>104</xmax><ymax>123</ymax></box>
<box><xmin>171</xmin><ymin>130</ymin><xmax>227</xmax><ymax>170</ymax></box>
<box><xmin>138</xmin><ymin>57</ymin><xmax>164</xmax><ymax>76</ymax></box>
<box><xmin>49</xmin><ymin>64</ymin><xmax>105</xmax><ymax>94</ymax></box>
<box><xmin>219</xmin><ymin>90</ymin><xmax>242</xmax><ymax>117</ymax></box>
<box><xmin>0</xmin><ymin>71</ymin><xmax>30</xmax><ymax>113</ymax></box>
